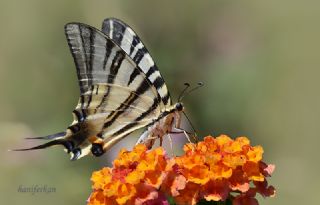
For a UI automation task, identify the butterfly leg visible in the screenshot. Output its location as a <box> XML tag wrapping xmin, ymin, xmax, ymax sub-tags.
<box><xmin>171</xmin><ymin>112</ymin><xmax>193</xmax><ymax>143</ymax></box>
<box><xmin>169</xmin><ymin>128</ymin><xmax>192</xmax><ymax>143</ymax></box>
<box><xmin>159</xmin><ymin>135</ymin><xmax>163</xmax><ymax>146</ymax></box>
<box><xmin>136</xmin><ymin>130</ymin><xmax>150</xmax><ymax>144</ymax></box>
<box><xmin>167</xmin><ymin>133</ymin><xmax>175</xmax><ymax>157</ymax></box>
<box><xmin>136</xmin><ymin>130</ymin><xmax>155</xmax><ymax>149</ymax></box>
<box><xmin>174</xmin><ymin>111</ymin><xmax>198</xmax><ymax>143</ymax></box>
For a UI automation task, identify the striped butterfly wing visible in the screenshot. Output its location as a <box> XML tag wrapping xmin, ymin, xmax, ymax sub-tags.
<box><xmin>101</xmin><ymin>18</ymin><xmax>172</xmax><ymax>108</ymax></box>
<box><xmin>65</xmin><ymin>22</ymin><xmax>170</xmax><ymax>154</ymax></box>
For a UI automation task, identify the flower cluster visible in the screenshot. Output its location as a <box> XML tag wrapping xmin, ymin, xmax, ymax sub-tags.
<box><xmin>88</xmin><ymin>144</ymin><xmax>169</xmax><ymax>205</ymax></box>
<box><xmin>162</xmin><ymin>135</ymin><xmax>275</xmax><ymax>205</ymax></box>
<box><xmin>87</xmin><ymin>135</ymin><xmax>275</xmax><ymax>205</ymax></box>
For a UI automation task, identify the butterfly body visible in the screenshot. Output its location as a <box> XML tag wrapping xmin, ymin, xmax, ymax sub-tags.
<box><xmin>15</xmin><ymin>18</ymin><xmax>186</xmax><ymax>160</ymax></box>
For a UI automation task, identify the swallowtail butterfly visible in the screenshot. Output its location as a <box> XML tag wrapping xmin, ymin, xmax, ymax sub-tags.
<box><xmin>15</xmin><ymin>18</ymin><xmax>189</xmax><ymax>160</ymax></box>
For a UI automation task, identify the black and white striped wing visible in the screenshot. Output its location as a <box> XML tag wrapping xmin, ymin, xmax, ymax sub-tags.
<box><xmin>101</xmin><ymin>18</ymin><xmax>172</xmax><ymax>108</ymax></box>
<box><xmin>65</xmin><ymin>23</ymin><xmax>170</xmax><ymax>149</ymax></box>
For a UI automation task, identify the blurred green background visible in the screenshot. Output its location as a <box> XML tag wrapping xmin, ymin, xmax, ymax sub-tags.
<box><xmin>0</xmin><ymin>0</ymin><xmax>319</xmax><ymax>204</ymax></box>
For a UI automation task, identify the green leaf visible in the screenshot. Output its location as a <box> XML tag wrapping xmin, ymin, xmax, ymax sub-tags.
<box><xmin>167</xmin><ymin>196</ymin><xmax>176</xmax><ymax>205</ymax></box>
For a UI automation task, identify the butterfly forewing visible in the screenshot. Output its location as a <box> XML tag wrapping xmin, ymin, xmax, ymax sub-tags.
<box><xmin>102</xmin><ymin>18</ymin><xmax>172</xmax><ymax>108</ymax></box>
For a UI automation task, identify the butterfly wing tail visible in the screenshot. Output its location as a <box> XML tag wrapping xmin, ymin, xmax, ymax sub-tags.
<box><xmin>10</xmin><ymin>132</ymin><xmax>74</xmax><ymax>154</ymax></box>
<box><xmin>10</xmin><ymin>132</ymin><xmax>84</xmax><ymax>161</ymax></box>
<box><xmin>10</xmin><ymin>139</ymin><xmax>67</xmax><ymax>151</ymax></box>
<box><xmin>24</xmin><ymin>131</ymin><xmax>66</xmax><ymax>140</ymax></box>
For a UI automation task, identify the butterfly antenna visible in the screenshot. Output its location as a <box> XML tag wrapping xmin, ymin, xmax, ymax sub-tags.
<box><xmin>180</xmin><ymin>82</ymin><xmax>204</xmax><ymax>101</ymax></box>
<box><xmin>182</xmin><ymin>111</ymin><xmax>198</xmax><ymax>143</ymax></box>
<box><xmin>178</xmin><ymin>83</ymin><xmax>191</xmax><ymax>102</ymax></box>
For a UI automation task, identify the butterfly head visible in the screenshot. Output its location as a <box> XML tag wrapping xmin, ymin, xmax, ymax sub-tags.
<box><xmin>175</xmin><ymin>102</ymin><xmax>184</xmax><ymax>111</ymax></box>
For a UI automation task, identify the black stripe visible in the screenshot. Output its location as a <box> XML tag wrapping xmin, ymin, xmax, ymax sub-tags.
<box><xmin>135</xmin><ymin>66</ymin><xmax>162</xmax><ymax>106</ymax></box>
<box><xmin>110</xmin><ymin>51</ymin><xmax>125</xmax><ymax>77</ymax></box>
<box><xmin>68</xmin><ymin>124</ymin><xmax>80</xmax><ymax>133</ymax></box>
<box><xmin>97</xmin><ymin>132</ymin><xmax>103</xmax><ymax>139</ymax></box>
<box><xmin>81</xmin><ymin>109</ymin><xmax>87</xmax><ymax>120</ymax></box>
<box><xmin>86</xmin><ymin>85</ymin><xmax>95</xmax><ymax>109</ymax></box>
<box><xmin>153</xmin><ymin>76</ymin><xmax>165</xmax><ymax>89</ymax></box>
<box><xmin>136</xmin><ymin>77</ymin><xmax>151</xmax><ymax>96</ymax></box>
<box><xmin>112</xmin><ymin>20</ymin><xmax>126</xmax><ymax>45</ymax></box>
<box><xmin>142</xmin><ymin>65</ymin><xmax>166</xmax><ymax>105</ymax></box>
<box><xmin>137</xmin><ymin>98</ymin><xmax>159</xmax><ymax>121</ymax></box>
<box><xmin>146</xmin><ymin>66</ymin><xmax>170</xmax><ymax>106</ymax></box>
<box><xmin>162</xmin><ymin>94</ymin><xmax>170</xmax><ymax>105</ymax></box>
<box><xmin>111</xmin><ymin>122</ymin><xmax>138</xmax><ymax>137</ymax></box>
<box><xmin>73</xmin><ymin>110</ymin><xmax>84</xmax><ymax>122</ymax></box>
<box><xmin>133</xmin><ymin>47</ymin><xmax>147</xmax><ymax>65</ymax></box>
<box><xmin>80</xmin><ymin>95</ymin><xmax>85</xmax><ymax>108</ymax></box>
<box><xmin>102</xmin><ymin>40</ymin><xmax>114</xmax><ymax>70</ymax></box>
<box><xmin>102</xmin><ymin>93</ymin><xmax>135</xmax><ymax>129</ymax></box>
<box><xmin>88</xmin><ymin>27</ymin><xmax>95</xmax><ymax>87</ymax></box>
<box><xmin>130</xmin><ymin>34</ymin><xmax>139</xmax><ymax>55</ymax></box>
<box><xmin>153</xmin><ymin>76</ymin><xmax>166</xmax><ymax>105</ymax></box>
<box><xmin>127</xmin><ymin>67</ymin><xmax>140</xmax><ymax>86</ymax></box>
<box><xmin>145</xmin><ymin>65</ymin><xmax>157</xmax><ymax>78</ymax></box>
<box><xmin>95</xmin><ymin>85</ymin><xmax>99</xmax><ymax>95</ymax></box>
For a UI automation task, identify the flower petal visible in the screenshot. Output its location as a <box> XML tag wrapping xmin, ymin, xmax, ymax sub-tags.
<box><xmin>203</xmin><ymin>179</ymin><xmax>230</xmax><ymax>201</ymax></box>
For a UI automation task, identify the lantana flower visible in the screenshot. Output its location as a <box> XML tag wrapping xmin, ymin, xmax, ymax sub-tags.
<box><xmin>87</xmin><ymin>135</ymin><xmax>275</xmax><ymax>205</ymax></box>
<box><xmin>88</xmin><ymin>144</ymin><xmax>169</xmax><ymax>205</ymax></box>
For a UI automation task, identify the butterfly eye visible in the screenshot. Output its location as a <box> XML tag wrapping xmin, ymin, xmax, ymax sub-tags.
<box><xmin>91</xmin><ymin>143</ymin><xmax>105</xmax><ymax>157</ymax></box>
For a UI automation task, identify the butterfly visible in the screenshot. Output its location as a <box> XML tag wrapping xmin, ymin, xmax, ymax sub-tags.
<box><xmin>14</xmin><ymin>18</ymin><xmax>195</xmax><ymax>160</ymax></box>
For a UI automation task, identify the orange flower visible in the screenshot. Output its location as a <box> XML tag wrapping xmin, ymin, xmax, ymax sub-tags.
<box><xmin>228</xmin><ymin>168</ymin><xmax>250</xmax><ymax>192</ymax></box>
<box><xmin>173</xmin><ymin>182</ymin><xmax>200</xmax><ymax>205</ymax></box>
<box><xmin>246</xmin><ymin>145</ymin><xmax>263</xmax><ymax>162</ymax></box>
<box><xmin>88</xmin><ymin>144</ymin><xmax>169</xmax><ymax>205</ymax></box>
<box><xmin>164</xmin><ymin>135</ymin><xmax>275</xmax><ymax>205</ymax></box>
<box><xmin>202</xmin><ymin>179</ymin><xmax>230</xmax><ymax>201</ymax></box>
<box><xmin>87</xmin><ymin>135</ymin><xmax>275</xmax><ymax>205</ymax></box>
